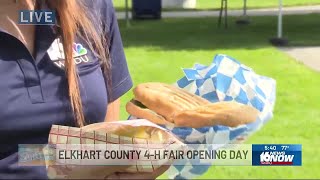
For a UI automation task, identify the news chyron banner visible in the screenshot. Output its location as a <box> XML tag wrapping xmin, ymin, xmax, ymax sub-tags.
<box><xmin>252</xmin><ymin>144</ymin><xmax>302</xmax><ymax>166</ymax></box>
<box><xmin>18</xmin><ymin>144</ymin><xmax>302</xmax><ymax>166</ymax></box>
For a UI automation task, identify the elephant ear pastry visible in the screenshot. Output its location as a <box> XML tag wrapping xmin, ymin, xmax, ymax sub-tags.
<box><xmin>172</xmin><ymin>101</ymin><xmax>259</xmax><ymax>128</ymax></box>
<box><xmin>126</xmin><ymin>82</ymin><xmax>259</xmax><ymax>128</ymax></box>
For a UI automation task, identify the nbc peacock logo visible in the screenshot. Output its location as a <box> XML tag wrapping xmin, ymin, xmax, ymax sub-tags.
<box><xmin>47</xmin><ymin>39</ymin><xmax>91</xmax><ymax>69</ymax></box>
<box><xmin>72</xmin><ymin>43</ymin><xmax>88</xmax><ymax>57</ymax></box>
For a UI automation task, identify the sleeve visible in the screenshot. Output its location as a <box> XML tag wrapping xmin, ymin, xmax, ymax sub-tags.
<box><xmin>102</xmin><ymin>0</ymin><xmax>133</xmax><ymax>102</ymax></box>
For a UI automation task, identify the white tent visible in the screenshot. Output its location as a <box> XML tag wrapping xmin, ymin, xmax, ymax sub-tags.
<box><xmin>240</xmin><ymin>0</ymin><xmax>287</xmax><ymax>45</ymax></box>
<box><xmin>124</xmin><ymin>0</ymin><xmax>287</xmax><ymax>45</ymax></box>
<box><xmin>271</xmin><ymin>0</ymin><xmax>288</xmax><ymax>45</ymax></box>
<box><xmin>125</xmin><ymin>0</ymin><xmax>130</xmax><ymax>26</ymax></box>
<box><xmin>277</xmin><ymin>0</ymin><xmax>284</xmax><ymax>39</ymax></box>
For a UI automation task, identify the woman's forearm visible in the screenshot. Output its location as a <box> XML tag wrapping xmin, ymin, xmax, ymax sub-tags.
<box><xmin>105</xmin><ymin>98</ymin><xmax>121</xmax><ymax>122</ymax></box>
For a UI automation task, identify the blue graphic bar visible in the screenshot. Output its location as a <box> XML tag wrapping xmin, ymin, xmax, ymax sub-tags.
<box><xmin>252</xmin><ymin>144</ymin><xmax>302</xmax><ymax>166</ymax></box>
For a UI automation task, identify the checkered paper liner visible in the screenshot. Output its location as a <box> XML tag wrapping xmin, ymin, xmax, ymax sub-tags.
<box><xmin>129</xmin><ymin>54</ymin><xmax>276</xmax><ymax>179</ymax></box>
<box><xmin>46</xmin><ymin>119</ymin><xmax>184</xmax><ymax>179</ymax></box>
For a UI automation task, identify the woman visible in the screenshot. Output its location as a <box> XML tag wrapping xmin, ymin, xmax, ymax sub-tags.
<box><xmin>0</xmin><ymin>0</ymin><xmax>168</xmax><ymax>179</ymax></box>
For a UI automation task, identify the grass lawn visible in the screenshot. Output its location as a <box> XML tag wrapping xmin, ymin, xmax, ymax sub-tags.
<box><xmin>118</xmin><ymin>14</ymin><xmax>320</xmax><ymax>179</ymax></box>
<box><xmin>113</xmin><ymin>0</ymin><xmax>320</xmax><ymax>11</ymax></box>
<box><xmin>197</xmin><ymin>0</ymin><xmax>320</xmax><ymax>10</ymax></box>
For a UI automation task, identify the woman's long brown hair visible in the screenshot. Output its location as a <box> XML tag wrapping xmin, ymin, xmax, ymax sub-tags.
<box><xmin>47</xmin><ymin>0</ymin><xmax>111</xmax><ymax>127</ymax></box>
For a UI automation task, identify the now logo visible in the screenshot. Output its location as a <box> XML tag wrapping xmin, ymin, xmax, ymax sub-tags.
<box><xmin>260</xmin><ymin>152</ymin><xmax>294</xmax><ymax>165</ymax></box>
<box><xmin>19</xmin><ymin>10</ymin><xmax>55</xmax><ymax>25</ymax></box>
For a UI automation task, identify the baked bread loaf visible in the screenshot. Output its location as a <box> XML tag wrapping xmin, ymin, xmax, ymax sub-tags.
<box><xmin>126</xmin><ymin>82</ymin><xmax>259</xmax><ymax>128</ymax></box>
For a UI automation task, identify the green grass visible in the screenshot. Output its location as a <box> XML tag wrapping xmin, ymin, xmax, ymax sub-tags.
<box><xmin>197</xmin><ymin>0</ymin><xmax>320</xmax><ymax>10</ymax></box>
<box><xmin>118</xmin><ymin>14</ymin><xmax>320</xmax><ymax>179</ymax></box>
<box><xmin>113</xmin><ymin>0</ymin><xmax>320</xmax><ymax>11</ymax></box>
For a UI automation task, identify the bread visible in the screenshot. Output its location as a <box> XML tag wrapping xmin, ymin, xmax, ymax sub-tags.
<box><xmin>132</xmin><ymin>82</ymin><xmax>210</xmax><ymax>122</ymax></box>
<box><xmin>126</xmin><ymin>82</ymin><xmax>259</xmax><ymax>128</ymax></box>
<box><xmin>173</xmin><ymin>102</ymin><xmax>260</xmax><ymax>128</ymax></box>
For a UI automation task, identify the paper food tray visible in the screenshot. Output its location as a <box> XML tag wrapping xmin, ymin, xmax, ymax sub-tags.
<box><xmin>46</xmin><ymin>119</ymin><xmax>184</xmax><ymax>179</ymax></box>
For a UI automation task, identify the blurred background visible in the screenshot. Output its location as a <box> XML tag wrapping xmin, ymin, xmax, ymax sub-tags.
<box><xmin>113</xmin><ymin>0</ymin><xmax>320</xmax><ymax>179</ymax></box>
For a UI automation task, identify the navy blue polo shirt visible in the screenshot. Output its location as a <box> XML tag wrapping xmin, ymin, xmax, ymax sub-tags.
<box><xmin>0</xmin><ymin>0</ymin><xmax>132</xmax><ymax>179</ymax></box>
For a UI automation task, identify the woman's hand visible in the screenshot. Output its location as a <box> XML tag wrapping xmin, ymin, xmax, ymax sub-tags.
<box><xmin>104</xmin><ymin>98</ymin><xmax>172</xmax><ymax>179</ymax></box>
<box><xmin>106</xmin><ymin>165</ymin><xmax>170</xmax><ymax>179</ymax></box>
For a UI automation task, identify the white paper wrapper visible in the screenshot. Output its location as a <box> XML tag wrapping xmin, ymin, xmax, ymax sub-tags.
<box><xmin>46</xmin><ymin>119</ymin><xmax>184</xmax><ymax>179</ymax></box>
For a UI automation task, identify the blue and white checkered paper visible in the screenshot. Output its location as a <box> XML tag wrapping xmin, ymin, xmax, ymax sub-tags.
<box><xmin>129</xmin><ymin>54</ymin><xmax>276</xmax><ymax>179</ymax></box>
<box><xmin>164</xmin><ymin>54</ymin><xmax>276</xmax><ymax>179</ymax></box>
